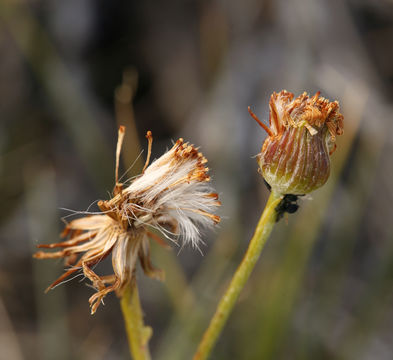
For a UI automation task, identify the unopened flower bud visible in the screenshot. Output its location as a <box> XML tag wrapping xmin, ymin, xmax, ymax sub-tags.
<box><xmin>249</xmin><ymin>90</ymin><xmax>344</xmax><ymax>195</ymax></box>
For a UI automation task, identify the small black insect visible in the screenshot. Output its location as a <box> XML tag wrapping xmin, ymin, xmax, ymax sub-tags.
<box><xmin>263</xmin><ymin>179</ymin><xmax>302</xmax><ymax>222</ymax></box>
<box><xmin>275</xmin><ymin>194</ymin><xmax>303</xmax><ymax>222</ymax></box>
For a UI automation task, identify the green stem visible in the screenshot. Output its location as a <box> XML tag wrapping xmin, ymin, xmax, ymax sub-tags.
<box><xmin>193</xmin><ymin>191</ymin><xmax>282</xmax><ymax>360</ymax></box>
<box><xmin>120</xmin><ymin>282</ymin><xmax>152</xmax><ymax>360</ymax></box>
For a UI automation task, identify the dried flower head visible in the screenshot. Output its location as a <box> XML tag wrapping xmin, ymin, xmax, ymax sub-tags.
<box><xmin>34</xmin><ymin>127</ymin><xmax>220</xmax><ymax>313</ymax></box>
<box><xmin>249</xmin><ymin>90</ymin><xmax>344</xmax><ymax>195</ymax></box>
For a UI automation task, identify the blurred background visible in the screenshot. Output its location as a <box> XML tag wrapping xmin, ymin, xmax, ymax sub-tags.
<box><xmin>1</xmin><ymin>0</ymin><xmax>393</xmax><ymax>359</ymax></box>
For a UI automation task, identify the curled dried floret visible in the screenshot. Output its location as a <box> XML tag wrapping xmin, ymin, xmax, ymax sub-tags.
<box><xmin>34</xmin><ymin>127</ymin><xmax>220</xmax><ymax>313</ymax></box>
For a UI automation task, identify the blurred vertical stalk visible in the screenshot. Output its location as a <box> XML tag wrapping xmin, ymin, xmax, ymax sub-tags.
<box><xmin>193</xmin><ymin>191</ymin><xmax>282</xmax><ymax>360</ymax></box>
<box><xmin>311</xmin><ymin>101</ymin><xmax>389</xmax><ymax>359</ymax></box>
<box><xmin>0</xmin><ymin>1</ymin><xmax>112</xmax><ymax>190</ymax></box>
<box><xmin>0</xmin><ymin>299</ymin><xmax>24</xmax><ymax>360</ymax></box>
<box><xmin>115</xmin><ymin>68</ymin><xmax>144</xmax><ymax>172</ymax></box>
<box><xmin>25</xmin><ymin>167</ymin><xmax>69</xmax><ymax>360</ymax></box>
<box><xmin>121</xmin><ymin>283</ymin><xmax>152</xmax><ymax>360</ymax></box>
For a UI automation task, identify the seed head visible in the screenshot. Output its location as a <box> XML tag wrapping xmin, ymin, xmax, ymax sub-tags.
<box><xmin>34</xmin><ymin>127</ymin><xmax>220</xmax><ymax>313</ymax></box>
<box><xmin>249</xmin><ymin>90</ymin><xmax>344</xmax><ymax>195</ymax></box>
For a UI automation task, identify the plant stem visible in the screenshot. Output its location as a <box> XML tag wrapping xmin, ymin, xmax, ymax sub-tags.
<box><xmin>120</xmin><ymin>282</ymin><xmax>152</xmax><ymax>360</ymax></box>
<box><xmin>193</xmin><ymin>191</ymin><xmax>282</xmax><ymax>360</ymax></box>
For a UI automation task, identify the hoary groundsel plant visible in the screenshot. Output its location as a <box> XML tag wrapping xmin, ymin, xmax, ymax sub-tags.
<box><xmin>34</xmin><ymin>90</ymin><xmax>343</xmax><ymax>360</ymax></box>
<box><xmin>193</xmin><ymin>90</ymin><xmax>343</xmax><ymax>360</ymax></box>
<box><xmin>34</xmin><ymin>126</ymin><xmax>221</xmax><ymax>359</ymax></box>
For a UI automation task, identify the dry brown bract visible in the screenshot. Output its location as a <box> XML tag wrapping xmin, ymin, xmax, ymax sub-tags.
<box><xmin>34</xmin><ymin>127</ymin><xmax>221</xmax><ymax>314</ymax></box>
<box><xmin>267</xmin><ymin>90</ymin><xmax>343</xmax><ymax>151</ymax></box>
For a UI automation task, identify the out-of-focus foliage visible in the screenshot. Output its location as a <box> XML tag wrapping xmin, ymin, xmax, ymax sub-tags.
<box><xmin>0</xmin><ymin>1</ymin><xmax>392</xmax><ymax>359</ymax></box>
